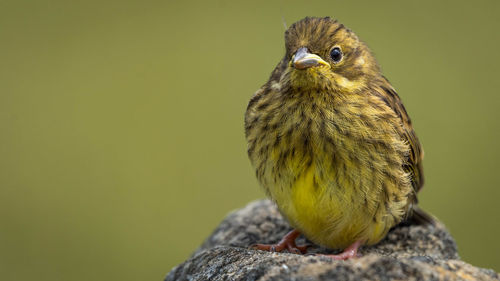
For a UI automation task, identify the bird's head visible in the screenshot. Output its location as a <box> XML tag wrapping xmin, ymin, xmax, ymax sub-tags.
<box><xmin>276</xmin><ymin>17</ymin><xmax>381</xmax><ymax>93</ymax></box>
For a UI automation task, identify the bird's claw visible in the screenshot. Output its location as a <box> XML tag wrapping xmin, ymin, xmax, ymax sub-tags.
<box><xmin>250</xmin><ymin>241</ymin><xmax>310</xmax><ymax>254</ymax></box>
<box><xmin>316</xmin><ymin>240</ymin><xmax>363</xmax><ymax>260</ymax></box>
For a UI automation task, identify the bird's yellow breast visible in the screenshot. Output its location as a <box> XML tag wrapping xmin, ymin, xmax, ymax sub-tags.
<box><xmin>268</xmin><ymin>140</ymin><xmax>389</xmax><ymax>249</ymax></box>
<box><xmin>247</xmin><ymin>88</ymin><xmax>413</xmax><ymax>250</ymax></box>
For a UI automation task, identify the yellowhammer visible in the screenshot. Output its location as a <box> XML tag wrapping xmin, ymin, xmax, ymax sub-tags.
<box><xmin>245</xmin><ymin>17</ymin><xmax>433</xmax><ymax>260</ymax></box>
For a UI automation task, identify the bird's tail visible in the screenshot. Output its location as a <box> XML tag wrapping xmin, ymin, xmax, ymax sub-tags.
<box><xmin>409</xmin><ymin>206</ymin><xmax>436</xmax><ymax>226</ymax></box>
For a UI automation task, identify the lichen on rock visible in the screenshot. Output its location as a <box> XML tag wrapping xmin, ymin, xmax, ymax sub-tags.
<box><xmin>165</xmin><ymin>200</ymin><xmax>499</xmax><ymax>281</ymax></box>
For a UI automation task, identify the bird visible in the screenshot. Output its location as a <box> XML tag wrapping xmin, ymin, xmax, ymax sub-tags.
<box><xmin>244</xmin><ymin>17</ymin><xmax>433</xmax><ymax>260</ymax></box>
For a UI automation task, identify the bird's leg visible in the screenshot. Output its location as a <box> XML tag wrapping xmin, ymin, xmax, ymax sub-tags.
<box><xmin>251</xmin><ymin>229</ymin><xmax>309</xmax><ymax>254</ymax></box>
<box><xmin>320</xmin><ymin>240</ymin><xmax>363</xmax><ymax>260</ymax></box>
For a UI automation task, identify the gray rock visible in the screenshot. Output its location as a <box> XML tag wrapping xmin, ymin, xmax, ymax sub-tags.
<box><xmin>166</xmin><ymin>200</ymin><xmax>499</xmax><ymax>281</ymax></box>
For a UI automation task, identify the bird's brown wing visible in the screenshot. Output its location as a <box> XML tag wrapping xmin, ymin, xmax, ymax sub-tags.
<box><xmin>378</xmin><ymin>78</ymin><xmax>424</xmax><ymax>196</ymax></box>
<box><xmin>377</xmin><ymin>78</ymin><xmax>435</xmax><ymax>225</ymax></box>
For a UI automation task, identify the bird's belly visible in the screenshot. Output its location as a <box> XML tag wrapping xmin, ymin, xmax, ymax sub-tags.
<box><xmin>267</xmin><ymin>150</ymin><xmax>394</xmax><ymax>250</ymax></box>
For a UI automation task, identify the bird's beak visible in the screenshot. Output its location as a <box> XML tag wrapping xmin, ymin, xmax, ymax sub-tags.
<box><xmin>293</xmin><ymin>47</ymin><xmax>330</xmax><ymax>70</ymax></box>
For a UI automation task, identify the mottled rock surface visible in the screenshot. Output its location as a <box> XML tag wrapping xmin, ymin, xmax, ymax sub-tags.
<box><xmin>166</xmin><ymin>200</ymin><xmax>499</xmax><ymax>281</ymax></box>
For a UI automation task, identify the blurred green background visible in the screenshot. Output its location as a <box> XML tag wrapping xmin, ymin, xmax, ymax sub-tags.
<box><xmin>1</xmin><ymin>0</ymin><xmax>499</xmax><ymax>280</ymax></box>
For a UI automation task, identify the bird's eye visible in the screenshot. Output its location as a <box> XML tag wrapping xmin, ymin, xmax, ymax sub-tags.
<box><xmin>330</xmin><ymin>47</ymin><xmax>343</xmax><ymax>63</ymax></box>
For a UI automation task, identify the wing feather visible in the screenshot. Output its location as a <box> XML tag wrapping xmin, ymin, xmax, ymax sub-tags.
<box><xmin>378</xmin><ymin>78</ymin><xmax>424</xmax><ymax>196</ymax></box>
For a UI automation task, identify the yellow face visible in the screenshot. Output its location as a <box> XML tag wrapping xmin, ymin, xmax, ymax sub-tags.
<box><xmin>280</xmin><ymin>17</ymin><xmax>381</xmax><ymax>93</ymax></box>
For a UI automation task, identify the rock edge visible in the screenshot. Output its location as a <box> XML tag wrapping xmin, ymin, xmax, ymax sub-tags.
<box><xmin>166</xmin><ymin>200</ymin><xmax>499</xmax><ymax>281</ymax></box>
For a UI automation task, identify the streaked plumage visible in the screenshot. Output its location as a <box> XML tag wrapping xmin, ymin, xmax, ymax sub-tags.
<box><xmin>245</xmin><ymin>17</ymin><xmax>431</xmax><ymax>254</ymax></box>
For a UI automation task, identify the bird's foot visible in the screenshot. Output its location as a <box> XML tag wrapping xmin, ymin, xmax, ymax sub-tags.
<box><xmin>318</xmin><ymin>240</ymin><xmax>363</xmax><ymax>260</ymax></box>
<box><xmin>251</xmin><ymin>229</ymin><xmax>309</xmax><ymax>254</ymax></box>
